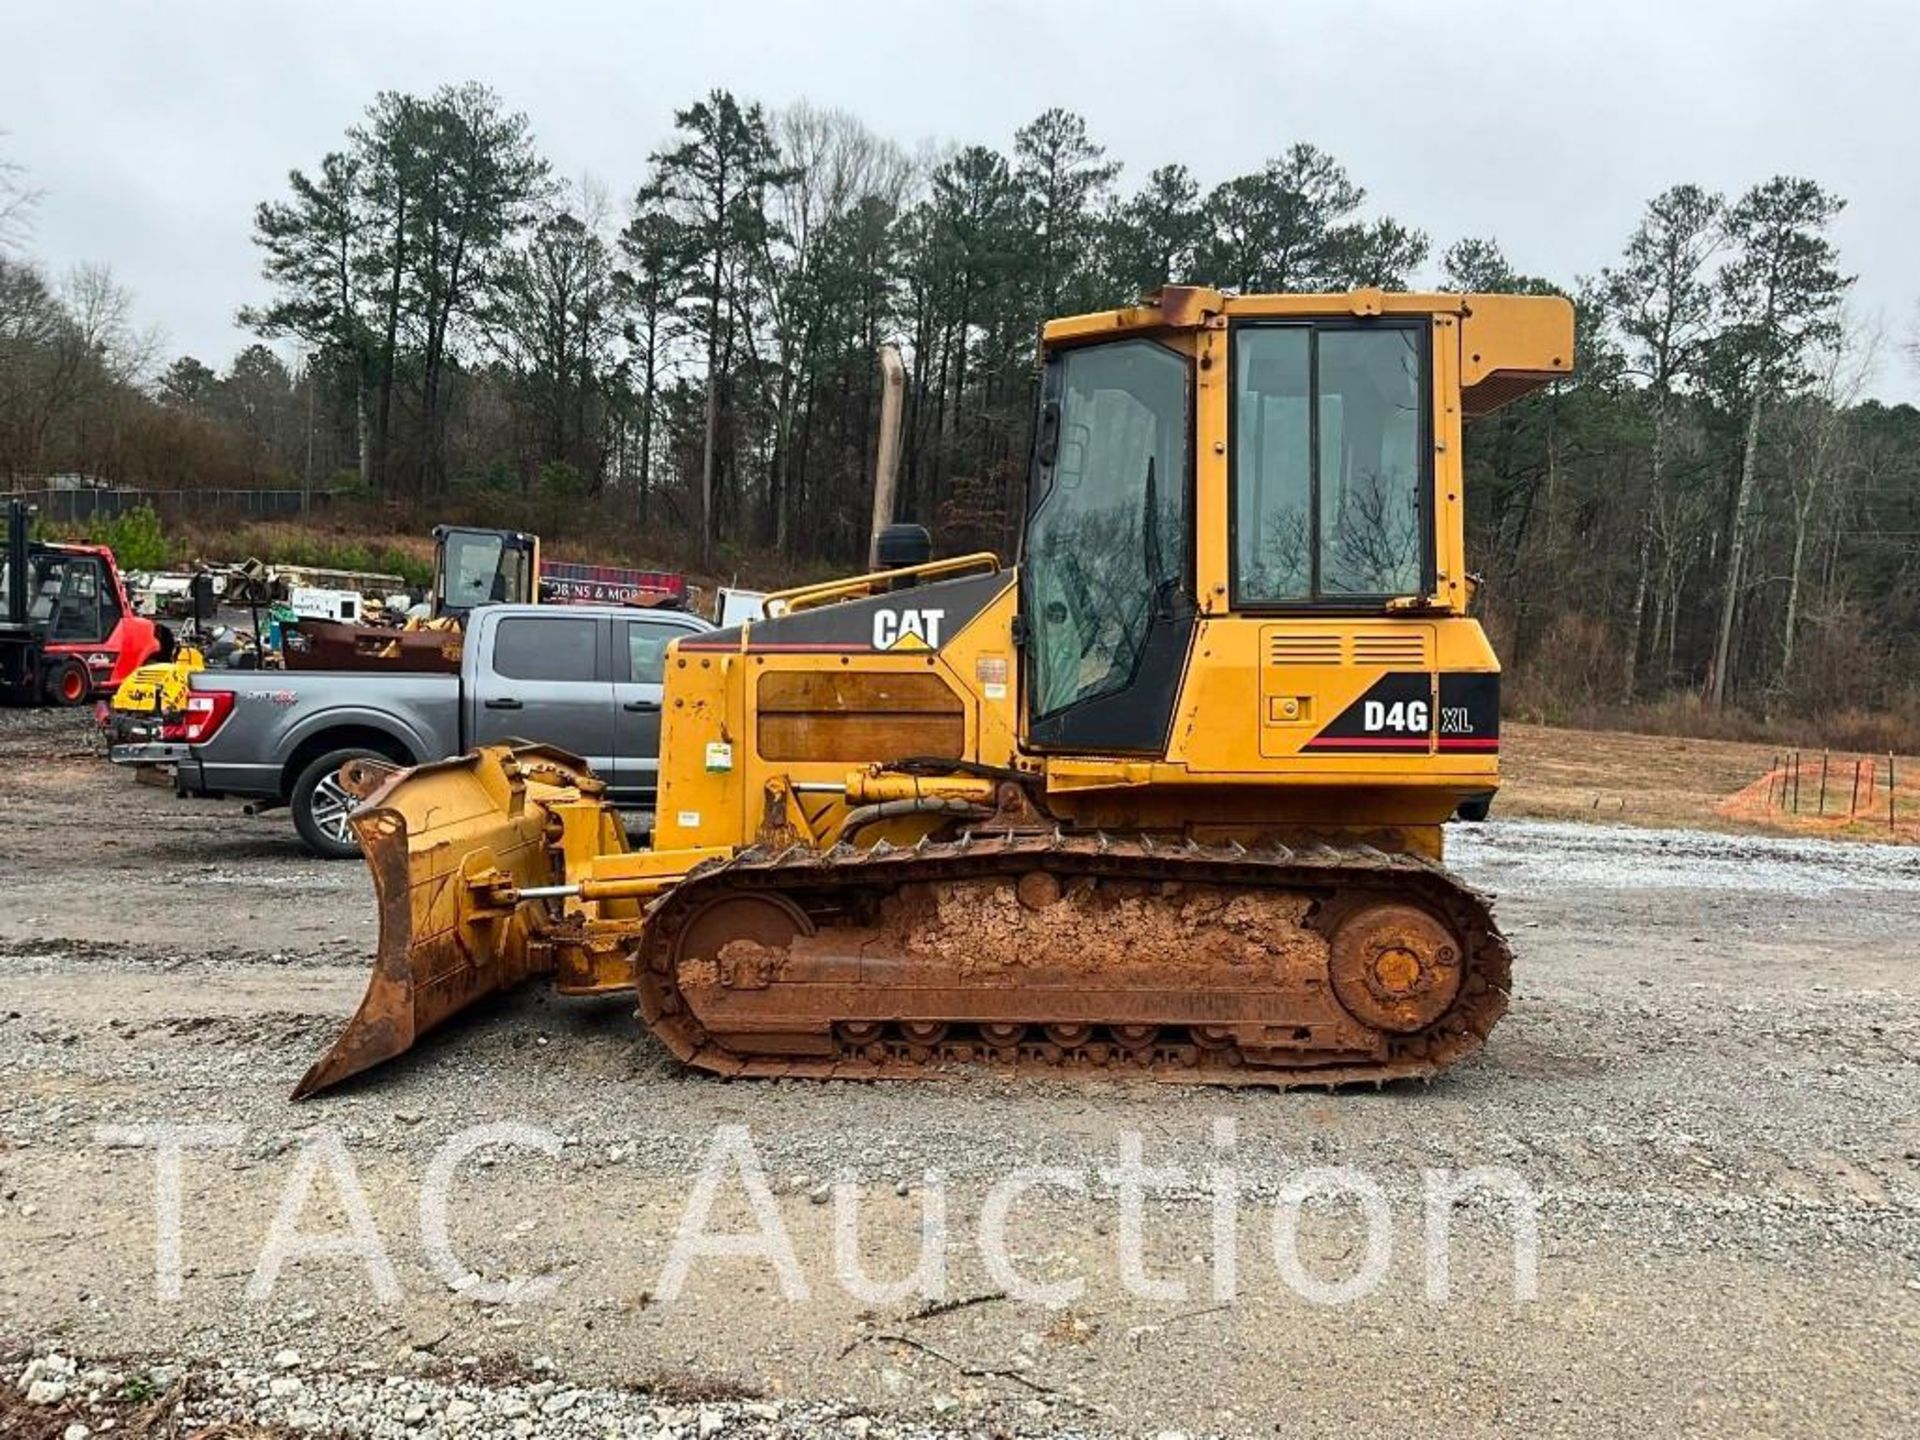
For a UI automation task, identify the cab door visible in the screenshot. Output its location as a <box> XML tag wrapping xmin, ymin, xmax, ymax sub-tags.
<box><xmin>40</xmin><ymin>555</ymin><xmax>110</xmax><ymax>644</ymax></box>
<box><xmin>469</xmin><ymin>611</ymin><xmax>614</xmax><ymax>772</ymax></box>
<box><xmin>1022</xmin><ymin>338</ymin><xmax>1195</xmax><ymax>753</ymax></box>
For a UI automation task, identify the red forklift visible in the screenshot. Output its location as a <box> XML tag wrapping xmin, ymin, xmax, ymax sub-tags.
<box><xmin>1</xmin><ymin>498</ymin><xmax>162</xmax><ymax>706</ymax></box>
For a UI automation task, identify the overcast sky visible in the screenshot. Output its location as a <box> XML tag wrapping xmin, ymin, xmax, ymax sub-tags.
<box><xmin>7</xmin><ymin>0</ymin><xmax>1918</xmax><ymax>400</ymax></box>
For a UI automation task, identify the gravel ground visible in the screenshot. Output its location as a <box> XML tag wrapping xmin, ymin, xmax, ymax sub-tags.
<box><xmin>1</xmin><ymin>708</ymin><xmax>1916</xmax><ymax>1438</ymax></box>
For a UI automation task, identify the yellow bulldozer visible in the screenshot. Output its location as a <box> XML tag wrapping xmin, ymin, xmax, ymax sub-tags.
<box><xmin>296</xmin><ymin>285</ymin><xmax>1574</xmax><ymax>1099</ymax></box>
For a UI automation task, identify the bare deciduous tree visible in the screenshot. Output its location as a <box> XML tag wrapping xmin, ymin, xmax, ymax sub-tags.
<box><xmin>0</xmin><ymin>132</ymin><xmax>41</xmax><ymax>254</ymax></box>
<box><xmin>64</xmin><ymin>262</ymin><xmax>163</xmax><ymax>385</ymax></box>
<box><xmin>1776</xmin><ymin>316</ymin><xmax>1876</xmax><ymax>679</ymax></box>
<box><xmin>1602</xmin><ymin>184</ymin><xmax>1723</xmax><ymax>693</ymax></box>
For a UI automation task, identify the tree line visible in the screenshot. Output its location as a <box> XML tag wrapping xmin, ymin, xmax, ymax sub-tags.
<box><xmin>230</xmin><ymin>88</ymin><xmax>1453</xmax><ymax>569</ymax></box>
<box><xmin>2</xmin><ymin>93</ymin><xmax>1917</xmax><ymax>725</ymax></box>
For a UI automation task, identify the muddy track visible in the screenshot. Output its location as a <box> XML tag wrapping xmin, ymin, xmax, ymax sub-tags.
<box><xmin>638</xmin><ymin>833</ymin><xmax>1510</xmax><ymax>1084</ymax></box>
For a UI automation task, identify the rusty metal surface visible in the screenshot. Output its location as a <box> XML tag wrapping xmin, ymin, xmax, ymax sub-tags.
<box><xmin>291</xmin><ymin>748</ymin><xmax>575</xmax><ymax>1098</ymax></box>
<box><xmin>1325</xmin><ymin>902</ymin><xmax>1464</xmax><ymax>1034</ymax></box>
<box><xmin>282</xmin><ymin>618</ymin><xmax>463</xmax><ymax>673</ymax></box>
<box><xmin>337</xmin><ymin>755</ymin><xmax>400</xmax><ymax>802</ymax></box>
<box><xmin>633</xmin><ymin>833</ymin><xmax>1509</xmax><ymax>1087</ymax></box>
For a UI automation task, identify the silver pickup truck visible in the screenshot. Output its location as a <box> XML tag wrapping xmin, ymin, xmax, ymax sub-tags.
<box><xmin>116</xmin><ymin>602</ymin><xmax>712</xmax><ymax>857</ymax></box>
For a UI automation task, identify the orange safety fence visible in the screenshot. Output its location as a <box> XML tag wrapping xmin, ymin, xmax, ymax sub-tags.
<box><xmin>1717</xmin><ymin>749</ymin><xmax>1920</xmax><ymax>840</ymax></box>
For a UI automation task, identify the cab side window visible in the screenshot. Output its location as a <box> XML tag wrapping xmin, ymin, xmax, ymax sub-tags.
<box><xmin>1233</xmin><ymin>322</ymin><xmax>1429</xmax><ymax>603</ymax></box>
<box><xmin>49</xmin><ymin>558</ymin><xmax>107</xmax><ymax>643</ymax></box>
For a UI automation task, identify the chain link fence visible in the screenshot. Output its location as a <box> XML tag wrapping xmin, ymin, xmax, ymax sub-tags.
<box><xmin>9</xmin><ymin>488</ymin><xmax>332</xmax><ymax>524</ymax></box>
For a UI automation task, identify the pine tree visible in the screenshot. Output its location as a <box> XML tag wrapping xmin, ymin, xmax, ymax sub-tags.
<box><xmin>639</xmin><ymin>90</ymin><xmax>791</xmax><ymax>567</ymax></box>
<box><xmin>1706</xmin><ymin>177</ymin><xmax>1850</xmax><ymax>704</ymax></box>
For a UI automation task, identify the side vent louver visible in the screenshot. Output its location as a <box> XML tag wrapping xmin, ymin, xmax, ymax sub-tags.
<box><xmin>1268</xmin><ymin>634</ymin><xmax>1344</xmax><ymax>666</ymax></box>
<box><xmin>1352</xmin><ymin>632</ymin><xmax>1432</xmax><ymax>668</ymax></box>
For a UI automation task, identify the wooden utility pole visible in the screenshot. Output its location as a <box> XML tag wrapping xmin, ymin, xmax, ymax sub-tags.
<box><xmin>868</xmin><ymin>345</ymin><xmax>906</xmax><ymax>569</ymax></box>
<box><xmin>301</xmin><ymin>348</ymin><xmax>315</xmax><ymax>513</ymax></box>
<box><xmin>1709</xmin><ymin>397</ymin><xmax>1764</xmax><ymax>706</ymax></box>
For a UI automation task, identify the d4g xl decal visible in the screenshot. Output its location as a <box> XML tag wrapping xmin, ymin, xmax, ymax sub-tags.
<box><xmin>1436</xmin><ymin>672</ymin><xmax>1500</xmax><ymax>752</ymax></box>
<box><xmin>1302</xmin><ymin>672</ymin><xmax>1501</xmax><ymax>754</ymax></box>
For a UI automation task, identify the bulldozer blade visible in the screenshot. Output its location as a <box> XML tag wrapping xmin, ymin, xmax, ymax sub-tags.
<box><xmin>292</xmin><ymin>745</ymin><xmax>586</xmax><ymax>1099</ymax></box>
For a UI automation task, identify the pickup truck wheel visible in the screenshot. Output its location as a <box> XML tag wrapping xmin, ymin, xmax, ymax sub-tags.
<box><xmin>291</xmin><ymin>747</ymin><xmax>384</xmax><ymax>859</ymax></box>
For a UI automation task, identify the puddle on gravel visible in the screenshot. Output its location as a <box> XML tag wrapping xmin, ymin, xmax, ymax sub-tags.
<box><xmin>1451</xmin><ymin>819</ymin><xmax>1920</xmax><ymax>896</ymax></box>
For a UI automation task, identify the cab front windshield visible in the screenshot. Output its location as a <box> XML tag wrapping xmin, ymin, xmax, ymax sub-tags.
<box><xmin>437</xmin><ymin>531</ymin><xmax>527</xmax><ymax>614</ymax></box>
<box><xmin>1024</xmin><ymin>340</ymin><xmax>1188</xmax><ymax>720</ymax></box>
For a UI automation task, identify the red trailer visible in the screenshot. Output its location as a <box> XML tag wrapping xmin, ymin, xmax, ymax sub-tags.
<box><xmin>538</xmin><ymin>559</ymin><xmax>687</xmax><ymax>608</ymax></box>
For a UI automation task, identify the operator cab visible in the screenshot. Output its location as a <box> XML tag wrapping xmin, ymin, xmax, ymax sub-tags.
<box><xmin>0</xmin><ymin>546</ymin><xmax>125</xmax><ymax>649</ymax></box>
<box><xmin>1019</xmin><ymin>287</ymin><xmax>1571</xmax><ymax>761</ymax></box>
<box><xmin>433</xmin><ymin>525</ymin><xmax>539</xmax><ymax>619</ymax></box>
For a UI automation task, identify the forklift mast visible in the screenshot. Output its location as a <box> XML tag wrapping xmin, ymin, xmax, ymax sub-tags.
<box><xmin>1</xmin><ymin>499</ymin><xmax>41</xmax><ymax>702</ymax></box>
<box><xmin>4</xmin><ymin>499</ymin><xmax>27</xmax><ymax>627</ymax></box>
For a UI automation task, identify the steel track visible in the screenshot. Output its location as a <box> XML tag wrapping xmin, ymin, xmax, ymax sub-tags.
<box><xmin>634</xmin><ymin>831</ymin><xmax>1511</xmax><ymax>1087</ymax></box>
